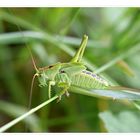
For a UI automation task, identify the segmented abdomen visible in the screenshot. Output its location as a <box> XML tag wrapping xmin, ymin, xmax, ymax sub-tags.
<box><xmin>70</xmin><ymin>70</ymin><xmax>109</xmax><ymax>89</ymax></box>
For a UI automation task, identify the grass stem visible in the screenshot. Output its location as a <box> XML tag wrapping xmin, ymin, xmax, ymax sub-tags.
<box><xmin>0</xmin><ymin>95</ymin><xmax>58</xmax><ymax>132</ymax></box>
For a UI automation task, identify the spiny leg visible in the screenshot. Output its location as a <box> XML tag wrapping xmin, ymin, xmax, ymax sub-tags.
<box><xmin>48</xmin><ymin>81</ymin><xmax>55</xmax><ymax>99</ymax></box>
<box><xmin>70</xmin><ymin>35</ymin><xmax>88</xmax><ymax>63</ymax></box>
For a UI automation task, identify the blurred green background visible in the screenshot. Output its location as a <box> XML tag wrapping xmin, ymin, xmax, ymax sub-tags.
<box><xmin>0</xmin><ymin>8</ymin><xmax>140</xmax><ymax>132</ymax></box>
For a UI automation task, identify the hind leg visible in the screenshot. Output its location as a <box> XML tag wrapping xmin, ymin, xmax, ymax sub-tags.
<box><xmin>70</xmin><ymin>35</ymin><xmax>88</xmax><ymax>63</ymax></box>
<box><xmin>48</xmin><ymin>80</ymin><xmax>55</xmax><ymax>99</ymax></box>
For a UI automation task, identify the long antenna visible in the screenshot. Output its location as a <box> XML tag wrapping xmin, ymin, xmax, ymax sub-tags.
<box><xmin>28</xmin><ymin>73</ymin><xmax>38</xmax><ymax>109</ymax></box>
<box><xmin>16</xmin><ymin>24</ymin><xmax>39</xmax><ymax>72</ymax></box>
<box><xmin>8</xmin><ymin>9</ymin><xmax>39</xmax><ymax>72</ymax></box>
<box><xmin>8</xmin><ymin>9</ymin><xmax>39</xmax><ymax>110</ymax></box>
<box><xmin>25</xmin><ymin>43</ymin><xmax>39</xmax><ymax>73</ymax></box>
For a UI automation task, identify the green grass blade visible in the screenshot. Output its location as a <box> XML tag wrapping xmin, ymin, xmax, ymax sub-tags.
<box><xmin>94</xmin><ymin>43</ymin><xmax>140</xmax><ymax>74</ymax></box>
<box><xmin>69</xmin><ymin>86</ymin><xmax>140</xmax><ymax>100</ymax></box>
<box><xmin>133</xmin><ymin>101</ymin><xmax>140</xmax><ymax>110</ymax></box>
<box><xmin>0</xmin><ymin>31</ymin><xmax>105</xmax><ymax>48</ymax></box>
<box><xmin>0</xmin><ymin>95</ymin><xmax>58</xmax><ymax>132</ymax></box>
<box><xmin>0</xmin><ymin>101</ymin><xmax>42</xmax><ymax>132</ymax></box>
<box><xmin>99</xmin><ymin>111</ymin><xmax>140</xmax><ymax>132</ymax></box>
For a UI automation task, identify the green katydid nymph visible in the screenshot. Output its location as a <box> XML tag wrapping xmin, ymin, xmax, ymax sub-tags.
<box><xmin>29</xmin><ymin>34</ymin><xmax>140</xmax><ymax>103</ymax></box>
<box><xmin>30</xmin><ymin>35</ymin><xmax>110</xmax><ymax>102</ymax></box>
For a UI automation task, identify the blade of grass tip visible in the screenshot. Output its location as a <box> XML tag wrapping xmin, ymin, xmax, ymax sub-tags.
<box><xmin>94</xmin><ymin>43</ymin><xmax>140</xmax><ymax>74</ymax></box>
<box><xmin>0</xmin><ymin>95</ymin><xmax>58</xmax><ymax>133</ymax></box>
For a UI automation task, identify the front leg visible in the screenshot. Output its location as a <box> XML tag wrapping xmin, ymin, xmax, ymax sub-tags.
<box><xmin>55</xmin><ymin>72</ymin><xmax>71</xmax><ymax>101</ymax></box>
<box><xmin>48</xmin><ymin>80</ymin><xmax>55</xmax><ymax>99</ymax></box>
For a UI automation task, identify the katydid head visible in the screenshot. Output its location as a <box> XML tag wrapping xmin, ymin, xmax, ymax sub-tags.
<box><xmin>28</xmin><ymin>62</ymin><xmax>61</xmax><ymax>109</ymax></box>
<box><xmin>37</xmin><ymin>62</ymin><xmax>61</xmax><ymax>87</ymax></box>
